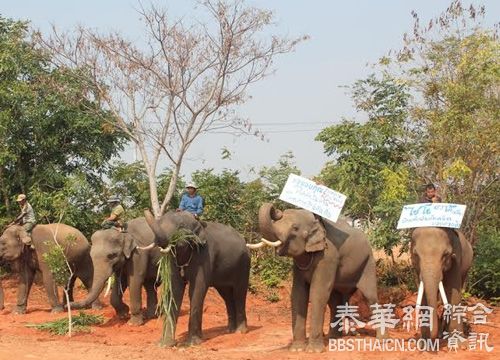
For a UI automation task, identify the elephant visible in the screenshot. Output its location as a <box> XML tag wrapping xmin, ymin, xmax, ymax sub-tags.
<box><xmin>0</xmin><ymin>277</ymin><xmax>4</xmax><ymax>310</ymax></box>
<box><xmin>70</xmin><ymin>217</ymin><xmax>161</xmax><ymax>326</ymax></box>
<box><xmin>144</xmin><ymin>210</ymin><xmax>250</xmax><ymax>347</ymax></box>
<box><xmin>411</xmin><ymin>227</ymin><xmax>473</xmax><ymax>339</ymax></box>
<box><xmin>256</xmin><ymin>203</ymin><xmax>383</xmax><ymax>353</ymax></box>
<box><xmin>0</xmin><ymin>223</ymin><xmax>99</xmax><ymax>313</ymax></box>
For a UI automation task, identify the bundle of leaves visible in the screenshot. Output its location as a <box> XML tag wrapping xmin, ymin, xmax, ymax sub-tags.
<box><xmin>156</xmin><ymin>228</ymin><xmax>203</xmax><ymax>346</ymax></box>
<box><xmin>27</xmin><ymin>311</ymin><xmax>104</xmax><ymax>335</ymax></box>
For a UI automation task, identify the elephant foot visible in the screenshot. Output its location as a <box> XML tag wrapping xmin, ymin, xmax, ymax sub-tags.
<box><xmin>13</xmin><ymin>306</ymin><xmax>27</xmax><ymax>315</ymax></box>
<box><xmin>114</xmin><ymin>304</ymin><xmax>130</xmax><ymax>319</ymax></box>
<box><xmin>51</xmin><ymin>306</ymin><xmax>64</xmax><ymax>314</ymax></box>
<box><xmin>234</xmin><ymin>323</ymin><xmax>248</xmax><ymax>334</ymax></box>
<box><xmin>91</xmin><ymin>300</ymin><xmax>103</xmax><ymax>310</ymax></box>
<box><xmin>289</xmin><ymin>341</ymin><xmax>306</xmax><ymax>352</ymax></box>
<box><xmin>158</xmin><ymin>338</ymin><xmax>176</xmax><ymax>348</ymax></box>
<box><xmin>186</xmin><ymin>335</ymin><xmax>203</xmax><ymax>346</ymax></box>
<box><xmin>306</xmin><ymin>340</ymin><xmax>324</xmax><ymax>353</ymax></box>
<box><xmin>145</xmin><ymin>309</ymin><xmax>158</xmax><ymax>320</ymax></box>
<box><xmin>376</xmin><ymin>329</ymin><xmax>390</xmax><ymax>340</ymax></box>
<box><xmin>128</xmin><ymin>314</ymin><xmax>144</xmax><ymax>326</ymax></box>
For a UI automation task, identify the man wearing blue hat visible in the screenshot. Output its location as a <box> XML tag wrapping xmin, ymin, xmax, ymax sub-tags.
<box><xmin>101</xmin><ymin>196</ymin><xmax>125</xmax><ymax>229</ymax></box>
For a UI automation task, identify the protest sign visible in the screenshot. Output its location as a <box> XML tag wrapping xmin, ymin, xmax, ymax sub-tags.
<box><xmin>279</xmin><ymin>174</ymin><xmax>346</xmax><ymax>222</ymax></box>
<box><xmin>397</xmin><ymin>203</ymin><xmax>466</xmax><ymax>229</ymax></box>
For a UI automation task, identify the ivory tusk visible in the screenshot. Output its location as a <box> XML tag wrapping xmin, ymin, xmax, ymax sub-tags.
<box><xmin>261</xmin><ymin>238</ymin><xmax>282</xmax><ymax>247</ymax></box>
<box><xmin>416</xmin><ymin>280</ymin><xmax>424</xmax><ymax>307</ymax></box>
<box><xmin>438</xmin><ymin>281</ymin><xmax>448</xmax><ymax>306</ymax></box>
<box><xmin>415</xmin><ymin>280</ymin><xmax>424</xmax><ymax>330</ymax></box>
<box><xmin>137</xmin><ymin>243</ymin><xmax>155</xmax><ymax>251</ymax></box>
<box><xmin>104</xmin><ymin>277</ymin><xmax>113</xmax><ymax>297</ymax></box>
<box><xmin>246</xmin><ymin>242</ymin><xmax>265</xmax><ymax>249</ymax></box>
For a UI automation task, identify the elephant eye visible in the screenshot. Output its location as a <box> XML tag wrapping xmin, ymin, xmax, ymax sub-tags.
<box><xmin>292</xmin><ymin>224</ymin><xmax>299</xmax><ymax>231</ymax></box>
<box><xmin>107</xmin><ymin>253</ymin><xmax>118</xmax><ymax>260</ymax></box>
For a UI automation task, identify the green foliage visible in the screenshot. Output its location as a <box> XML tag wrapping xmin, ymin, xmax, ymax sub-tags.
<box><xmin>468</xmin><ymin>226</ymin><xmax>500</xmax><ymax>298</ymax></box>
<box><xmin>42</xmin><ymin>235</ymin><xmax>76</xmax><ymax>286</ymax></box>
<box><xmin>376</xmin><ymin>259</ymin><xmax>416</xmax><ymax>292</ymax></box>
<box><xmin>192</xmin><ymin>169</ymin><xmax>244</xmax><ymax>230</ymax></box>
<box><xmin>27</xmin><ymin>311</ymin><xmax>104</xmax><ymax>335</ymax></box>
<box><xmin>316</xmin><ymin>75</ymin><xmax>415</xmax><ymax>253</ymax></box>
<box><xmin>251</xmin><ymin>248</ymin><xmax>292</xmax><ymax>288</ymax></box>
<box><xmin>384</xmin><ymin>1</ymin><xmax>500</xmax><ymax>245</ymax></box>
<box><xmin>0</xmin><ymin>16</ymin><xmax>125</xmax><ymax>228</ymax></box>
<box><xmin>258</xmin><ymin>151</ymin><xmax>301</xmax><ymax>210</ymax></box>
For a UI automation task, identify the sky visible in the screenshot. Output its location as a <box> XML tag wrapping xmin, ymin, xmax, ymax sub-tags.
<box><xmin>1</xmin><ymin>0</ymin><xmax>499</xmax><ymax>181</ymax></box>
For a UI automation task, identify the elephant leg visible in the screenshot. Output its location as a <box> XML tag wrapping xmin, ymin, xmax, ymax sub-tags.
<box><xmin>110</xmin><ymin>272</ymin><xmax>129</xmax><ymax>319</ymax></box>
<box><xmin>159</xmin><ymin>271</ymin><xmax>185</xmax><ymax>348</ymax></box>
<box><xmin>327</xmin><ymin>291</ymin><xmax>343</xmax><ymax>339</ymax></box>
<box><xmin>444</xmin><ymin>268</ymin><xmax>465</xmax><ymax>335</ymax></box>
<box><xmin>39</xmin><ymin>265</ymin><xmax>63</xmax><ymax>313</ymax></box>
<box><xmin>187</xmin><ymin>274</ymin><xmax>209</xmax><ymax>346</ymax></box>
<box><xmin>289</xmin><ymin>269</ymin><xmax>309</xmax><ymax>352</ymax></box>
<box><xmin>357</xmin><ymin>257</ymin><xmax>387</xmax><ymax>339</ymax></box>
<box><xmin>216</xmin><ymin>286</ymin><xmax>237</xmax><ymax>332</ymax></box>
<box><xmin>144</xmin><ymin>280</ymin><xmax>158</xmax><ymax>320</ymax></box>
<box><xmin>233</xmin><ymin>281</ymin><xmax>248</xmax><ymax>334</ymax></box>
<box><xmin>307</xmin><ymin>266</ymin><xmax>336</xmax><ymax>353</ymax></box>
<box><xmin>14</xmin><ymin>264</ymin><xmax>35</xmax><ymax>314</ymax></box>
<box><xmin>128</xmin><ymin>272</ymin><xmax>146</xmax><ymax>326</ymax></box>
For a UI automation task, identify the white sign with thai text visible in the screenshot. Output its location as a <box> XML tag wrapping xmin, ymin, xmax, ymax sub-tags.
<box><xmin>279</xmin><ymin>174</ymin><xmax>347</xmax><ymax>222</ymax></box>
<box><xmin>397</xmin><ymin>203</ymin><xmax>466</xmax><ymax>229</ymax></box>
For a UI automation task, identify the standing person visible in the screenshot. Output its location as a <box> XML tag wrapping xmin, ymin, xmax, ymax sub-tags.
<box><xmin>177</xmin><ymin>183</ymin><xmax>204</xmax><ymax>219</ymax></box>
<box><xmin>12</xmin><ymin>194</ymin><xmax>36</xmax><ymax>248</ymax></box>
<box><xmin>420</xmin><ymin>183</ymin><xmax>442</xmax><ymax>203</ymax></box>
<box><xmin>101</xmin><ymin>196</ymin><xmax>125</xmax><ymax>230</ymax></box>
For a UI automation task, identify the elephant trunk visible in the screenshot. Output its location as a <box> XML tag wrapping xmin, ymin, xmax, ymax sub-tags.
<box><xmin>421</xmin><ymin>270</ymin><xmax>440</xmax><ymax>339</ymax></box>
<box><xmin>144</xmin><ymin>210</ymin><xmax>168</xmax><ymax>248</ymax></box>
<box><xmin>71</xmin><ymin>265</ymin><xmax>112</xmax><ymax>309</ymax></box>
<box><xmin>258</xmin><ymin>203</ymin><xmax>283</xmax><ymax>242</ymax></box>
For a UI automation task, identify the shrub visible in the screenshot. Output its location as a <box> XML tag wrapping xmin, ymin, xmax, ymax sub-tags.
<box><xmin>468</xmin><ymin>226</ymin><xmax>500</xmax><ymax>299</ymax></box>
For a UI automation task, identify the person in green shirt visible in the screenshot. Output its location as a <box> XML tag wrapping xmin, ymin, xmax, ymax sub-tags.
<box><xmin>11</xmin><ymin>194</ymin><xmax>36</xmax><ymax>248</ymax></box>
<box><xmin>101</xmin><ymin>196</ymin><xmax>125</xmax><ymax>230</ymax></box>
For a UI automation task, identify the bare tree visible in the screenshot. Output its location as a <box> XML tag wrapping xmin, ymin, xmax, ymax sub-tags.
<box><xmin>36</xmin><ymin>0</ymin><xmax>306</xmax><ymax>217</ymax></box>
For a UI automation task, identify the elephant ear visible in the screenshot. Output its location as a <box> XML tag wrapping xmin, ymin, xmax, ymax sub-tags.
<box><xmin>305</xmin><ymin>217</ymin><xmax>326</xmax><ymax>253</ymax></box>
<box><xmin>192</xmin><ymin>221</ymin><xmax>208</xmax><ymax>246</ymax></box>
<box><xmin>122</xmin><ymin>234</ymin><xmax>137</xmax><ymax>259</ymax></box>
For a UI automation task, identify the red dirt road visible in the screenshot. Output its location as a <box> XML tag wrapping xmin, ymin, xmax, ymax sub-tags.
<box><xmin>0</xmin><ymin>276</ymin><xmax>498</xmax><ymax>360</ymax></box>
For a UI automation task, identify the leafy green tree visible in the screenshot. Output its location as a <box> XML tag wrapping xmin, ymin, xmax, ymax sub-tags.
<box><xmin>0</xmin><ymin>17</ymin><xmax>125</xmax><ymax>225</ymax></box>
<box><xmin>316</xmin><ymin>75</ymin><xmax>415</xmax><ymax>253</ymax></box>
<box><xmin>386</xmin><ymin>1</ymin><xmax>499</xmax><ymax>244</ymax></box>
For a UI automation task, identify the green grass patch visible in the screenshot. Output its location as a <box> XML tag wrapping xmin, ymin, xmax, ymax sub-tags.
<box><xmin>27</xmin><ymin>311</ymin><xmax>104</xmax><ymax>335</ymax></box>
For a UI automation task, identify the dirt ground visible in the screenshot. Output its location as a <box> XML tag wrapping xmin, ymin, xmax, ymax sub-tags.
<box><xmin>0</xmin><ymin>276</ymin><xmax>498</xmax><ymax>360</ymax></box>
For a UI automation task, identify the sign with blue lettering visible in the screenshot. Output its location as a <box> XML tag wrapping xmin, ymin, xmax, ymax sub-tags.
<box><xmin>279</xmin><ymin>174</ymin><xmax>347</xmax><ymax>222</ymax></box>
<box><xmin>397</xmin><ymin>203</ymin><xmax>466</xmax><ymax>229</ymax></box>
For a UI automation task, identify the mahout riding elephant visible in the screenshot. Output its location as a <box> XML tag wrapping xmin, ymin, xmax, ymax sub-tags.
<box><xmin>70</xmin><ymin>217</ymin><xmax>161</xmax><ymax>326</ymax></box>
<box><xmin>144</xmin><ymin>210</ymin><xmax>250</xmax><ymax>347</ymax></box>
<box><xmin>0</xmin><ymin>224</ymin><xmax>99</xmax><ymax>313</ymax></box>
<box><xmin>255</xmin><ymin>203</ymin><xmax>383</xmax><ymax>353</ymax></box>
<box><xmin>411</xmin><ymin>227</ymin><xmax>473</xmax><ymax>339</ymax></box>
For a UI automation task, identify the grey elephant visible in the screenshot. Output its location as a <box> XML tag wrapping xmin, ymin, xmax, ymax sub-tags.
<box><xmin>411</xmin><ymin>227</ymin><xmax>473</xmax><ymax>339</ymax></box>
<box><xmin>144</xmin><ymin>210</ymin><xmax>250</xmax><ymax>347</ymax></box>
<box><xmin>256</xmin><ymin>203</ymin><xmax>383</xmax><ymax>353</ymax></box>
<box><xmin>0</xmin><ymin>224</ymin><xmax>99</xmax><ymax>313</ymax></box>
<box><xmin>70</xmin><ymin>217</ymin><xmax>161</xmax><ymax>325</ymax></box>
